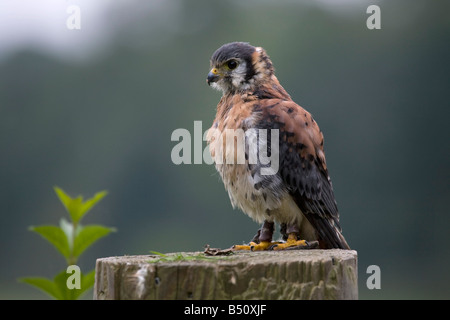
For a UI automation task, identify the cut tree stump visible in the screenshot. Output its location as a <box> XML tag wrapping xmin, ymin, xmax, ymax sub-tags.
<box><xmin>94</xmin><ymin>249</ymin><xmax>358</xmax><ymax>300</ymax></box>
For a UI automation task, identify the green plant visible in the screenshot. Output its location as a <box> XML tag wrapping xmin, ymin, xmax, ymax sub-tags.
<box><xmin>19</xmin><ymin>186</ymin><xmax>116</xmax><ymax>299</ymax></box>
<box><xmin>148</xmin><ymin>251</ymin><xmax>231</xmax><ymax>263</ymax></box>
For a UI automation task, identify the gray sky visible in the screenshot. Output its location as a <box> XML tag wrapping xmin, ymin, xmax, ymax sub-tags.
<box><xmin>0</xmin><ymin>0</ymin><xmax>118</xmax><ymax>59</ymax></box>
<box><xmin>0</xmin><ymin>0</ymin><xmax>364</xmax><ymax>60</ymax></box>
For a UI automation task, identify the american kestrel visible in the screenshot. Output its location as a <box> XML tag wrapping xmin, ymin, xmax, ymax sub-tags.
<box><xmin>206</xmin><ymin>42</ymin><xmax>350</xmax><ymax>250</ymax></box>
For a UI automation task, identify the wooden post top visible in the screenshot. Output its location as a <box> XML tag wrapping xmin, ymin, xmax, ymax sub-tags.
<box><xmin>94</xmin><ymin>249</ymin><xmax>358</xmax><ymax>300</ymax></box>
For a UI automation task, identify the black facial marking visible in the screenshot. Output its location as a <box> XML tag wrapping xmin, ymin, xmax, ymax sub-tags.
<box><xmin>259</xmin><ymin>53</ymin><xmax>273</xmax><ymax>73</ymax></box>
<box><xmin>210</xmin><ymin>42</ymin><xmax>256</xmax><ymax>84</ymax></box>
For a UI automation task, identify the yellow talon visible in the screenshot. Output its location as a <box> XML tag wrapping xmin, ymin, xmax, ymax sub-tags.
<box><xmin>232</xmin><ymin>241</ymin><xmax>281</xmax><ymax>251</ymax></box>
<box><xmin>232</xmin><ymin>242</ymin><xmax>258</xmax><ymax>251</ymax></box>
<box><xmin>232</xmin><ymin>233</ymin><xmax>307</xmax><ymax>251</ymax></box>
<box><xmin>273</xmin><ymin>233</ymin><xmax>307</xmax><ymax>250</ymax></box>
<box><xmin>251</xmin><ymin>241</ymin><xmax>272</xmax><ymax>251</ymax></box>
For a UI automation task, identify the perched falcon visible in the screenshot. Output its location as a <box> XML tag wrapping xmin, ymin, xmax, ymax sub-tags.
<box><xmin>206</xmin><ymin>42</ymin><xmax>350</xmax><ymax>250</ymax></box>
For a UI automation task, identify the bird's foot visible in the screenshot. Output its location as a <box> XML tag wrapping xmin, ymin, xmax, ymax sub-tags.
<box><xmin>272</xmin><ymin>233</ymin><xmax>307</xmax><ymax>250</ymax></box>
<box><xmin>232</xmin><ymin>241</ymin><xmax>282</xmax><ymax>251</ymax></box>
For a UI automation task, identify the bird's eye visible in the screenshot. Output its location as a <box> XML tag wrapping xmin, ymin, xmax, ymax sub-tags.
<box><xmin>227</xmin><ymin>60</ymin><xmax>238</xmax><ymax>70</ymax></box>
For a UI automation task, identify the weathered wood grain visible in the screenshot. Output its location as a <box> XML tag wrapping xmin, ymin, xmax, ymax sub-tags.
<box><xmin>94</xmin><ymin>250</ymin><xmax>358</xmax><ymax>300</ymax></box>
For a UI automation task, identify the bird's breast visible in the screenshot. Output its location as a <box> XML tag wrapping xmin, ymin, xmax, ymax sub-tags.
<box><xmin>208</xmin><ymin>108</ymin><xmax>287</xmax><ymax>223</ymax></box>
<box><xmin>215</xmin><ymin>162</ymin><xmax>284</xmax><ymax>223</ymax></box>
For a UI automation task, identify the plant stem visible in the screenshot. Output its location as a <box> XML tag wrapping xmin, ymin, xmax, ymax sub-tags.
<box><xmin>68</xmin><ymin>221</ymin><xmax>78</xmax><ymax>266</ymax></box>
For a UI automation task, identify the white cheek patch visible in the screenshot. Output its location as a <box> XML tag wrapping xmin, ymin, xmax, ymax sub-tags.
<box><xmin>231</xmin><ymin>61</ymin><xmax>248</xmax><ymax>88</ymax></box>
<box><xmin>210</xmin><ymin>82</ymin><xmax>222</xmax><ymax>92</ymax></box>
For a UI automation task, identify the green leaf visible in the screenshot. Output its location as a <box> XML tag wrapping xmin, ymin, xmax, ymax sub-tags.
<box><xmin>78</xmin><ymin>269</ymin><xmax>96</xmax><ymax>299</ymax></box>
<box><xmin>150</xmin><ymin>251</ymin><xmax>168</xmax><ymax>257</ymax></box>
<box><xmin>22</xmin><ymin>269</ymin><xmax>96</xmax><ymax>300</ymax></box>
<box><xmin>53</xmin><ymin>270</ymin><xmax>74</xmax><ymax>300</ymax></box>
<box><xmin>77</xmin><ymin>191</ymin><xmax>108</xmax><ymax>222</ymax></box>
<box><xmin>59</xmin><ymin>218</ymin><xmax>83</xmax><ymax>252</ymax></box>
<box><xmin>72</xmin><ymin>225</ymin><xmax>116</xmax><ymax>259</ymax></box>
<box><xmin>54</xmin><ymin>186</ymin><xmax>108</xmax><ymax>224</ymax></box>
<box><xmin>54</xmin><ymin>186</ymin><xmax>82</xmax><ymax>223</ymax></box>
<box><xmin>19</xmin><ymin>276</ymin><xmax>63</xmax><ymax>300</ymax></box>
<box><xmin>59</xmin><ymin>218</ymin><xmax>74</xmax><ymax>251</ymax></box>
<box><xmin>29</xmin><ymin>225</ymin><xmax>70</xmax><ymax>260</ymax></box>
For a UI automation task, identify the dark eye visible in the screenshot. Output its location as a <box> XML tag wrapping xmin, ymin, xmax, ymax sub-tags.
<box><xmin>227</xmin><ymin>60</ymin><xmax>238</xmax><ymax>70</ymax></box>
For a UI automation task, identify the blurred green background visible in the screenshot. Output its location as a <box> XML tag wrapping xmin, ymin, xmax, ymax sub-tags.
<box><xmin>0</xmin><ymin>0</ymin><xmax>449</xmax><ymax>299</ymax></box>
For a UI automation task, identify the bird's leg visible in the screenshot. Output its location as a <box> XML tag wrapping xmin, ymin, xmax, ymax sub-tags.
<box><xmin>250</xmin><ymin>228</ymin><xmax>261</xmax><ymax>244</ymax></box>
<box><xmin>272</xmin><ymin>224</ymin><xmax>307</xmax><ymax>250</ymax></box>
<box><xmin>279</xmin><ymin>223</ymin><xmax>288</xmax><ymax>241</ymax></box>
<box><xmin>233</xmin><ymin>220</ymin><xmax>281</xmax><ymax>251</ymax></box>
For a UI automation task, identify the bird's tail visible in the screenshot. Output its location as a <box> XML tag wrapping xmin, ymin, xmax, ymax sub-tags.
<box><xmin>337</xmin><ymin>232</ymin><xmax>350</xmax><ymax>250</ymax></box>
<box><xmin>311</xmin><ymin>215</ymin><xmax>351</xmax><ymax>249</ymax></box>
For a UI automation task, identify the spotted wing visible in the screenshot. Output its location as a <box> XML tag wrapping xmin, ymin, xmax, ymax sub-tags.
<box><xmin>255</xmin><ymin>99</ymin><xmax>349</xmax><ymax>249</ymax></box>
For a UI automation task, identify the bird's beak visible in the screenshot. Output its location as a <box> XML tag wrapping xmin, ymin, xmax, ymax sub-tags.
<box><xmin>207</xmin><ymin>68</ymin><xmax>220</xmax><ymax>85</ymax></box>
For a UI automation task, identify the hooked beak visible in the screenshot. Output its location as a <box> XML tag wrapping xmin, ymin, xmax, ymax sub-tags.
<box><xmin>207</xmin><ymin>68</ymin><xmax>220</xmax><ymax>85</ymax></box>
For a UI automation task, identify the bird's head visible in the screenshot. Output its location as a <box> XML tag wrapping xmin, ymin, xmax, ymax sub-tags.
<box><xmin>207</xmin><ymin>42</ymin><xmax>274</xmax><ymax>94</ymax></box>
